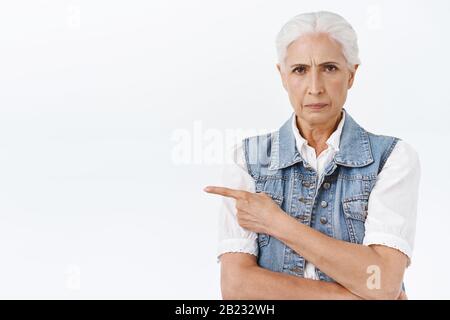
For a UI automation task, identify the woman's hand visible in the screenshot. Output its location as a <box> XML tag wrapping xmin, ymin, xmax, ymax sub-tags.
<box><xmin>204</xmin><ymin>186</ymin><xmax>284</xmax><ymax>234</ymax></box>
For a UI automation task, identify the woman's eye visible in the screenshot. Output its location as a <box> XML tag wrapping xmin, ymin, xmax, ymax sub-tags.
<box><xmin>293</xmin><ymin>67</ymin><xmax>306</xmax><ymax>74</ymax></box>
<box><xmin>324</xmin><ymin>65</ymin><xmax>338</xmax><ymax>72</ymax></box>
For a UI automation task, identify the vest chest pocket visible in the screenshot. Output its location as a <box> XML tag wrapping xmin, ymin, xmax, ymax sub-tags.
<box><xmin>342</xmin><ymin>194</ymin><xmax>369</xmax><ymax>244</ymax></box>
<box><xmin>256</xmin><ymin>192</ymin><xmax>284</xmax><ymax>248</ymax></box>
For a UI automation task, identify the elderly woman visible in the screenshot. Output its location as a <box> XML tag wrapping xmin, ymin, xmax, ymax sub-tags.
<box><xmin>204</xmin><ymin>11</ymin><xmax>420</xmax><ymax>300</ymax></box>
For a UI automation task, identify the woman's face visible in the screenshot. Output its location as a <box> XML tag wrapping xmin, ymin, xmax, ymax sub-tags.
<box><xmin>277</xmin><ymin>32</ymin><xmax>358</xmax><ymax>127</ymax></box>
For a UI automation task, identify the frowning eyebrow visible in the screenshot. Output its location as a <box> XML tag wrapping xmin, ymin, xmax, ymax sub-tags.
<box><xmin>290</xmin><ymin>61</ymin><xmax>340</xmax><ymax>68</ymax></box>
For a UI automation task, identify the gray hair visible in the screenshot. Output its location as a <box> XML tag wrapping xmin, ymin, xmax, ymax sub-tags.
<box><xmin>276</xmin><ymin>11</ymin><xmax>361</xmax><ymax>71</ymax></box>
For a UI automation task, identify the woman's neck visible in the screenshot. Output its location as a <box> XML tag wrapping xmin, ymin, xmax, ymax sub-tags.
<box><xmin>296</xmin><ymin>112</ymin><xmax>342</xmax><ymax>157</ymax></box>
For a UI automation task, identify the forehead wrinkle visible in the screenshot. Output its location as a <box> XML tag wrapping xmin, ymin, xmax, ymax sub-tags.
<box><xmin>286</xmin><ymin>48</ymin><xmax>346</xmax><ymax>67</ymax></box>
<box><xmin>290</xmin><ymin>60</ymin><xmax>340</xmax><ymax>67</ymax></box>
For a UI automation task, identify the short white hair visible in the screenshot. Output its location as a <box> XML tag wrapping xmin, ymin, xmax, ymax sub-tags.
<box><xmin>276</xmin><ymin>11</ymin><xmax>361</xmax><ymax>71</ymax></box>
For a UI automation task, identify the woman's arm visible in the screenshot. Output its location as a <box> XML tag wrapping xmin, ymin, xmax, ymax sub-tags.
<box><xmin>269</xmin><ymin>214</ymin><xmax>407</xmax><ymax>300</ymax></box>
<box><xmin>206</xmin><ymin>185</ymin><xmax>408</xmax><ymax>300</ymax></box>
<box><xmin>220</xmin><ymin>253</ymin><xmax>362</xmax><ymax>300</ymax></box>
<box><xmin>206</xmin><ymin>186</ymin><xmax>406</xmax><ymax>300</ymax></box>
<box><xmin>267</xmin><ymin>141</ymin><xmax>419</xmax><ymax>300</ymax></box>
<box><xmin>207</xmin><ymin>142</ymin><xmax>419</xmax><ymax>300</ymax></box>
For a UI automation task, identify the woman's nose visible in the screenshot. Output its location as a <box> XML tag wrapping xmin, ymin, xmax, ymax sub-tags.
<box><xmin>308</xmin><ymin>71</ymin><xmax>324</xmax><ymax>95</ymax></box>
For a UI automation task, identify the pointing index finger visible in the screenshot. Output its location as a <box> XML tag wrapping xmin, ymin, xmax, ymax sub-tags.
<box><xmin>203</xmin><ymin>186</ymin><xmax>247</xmax><ymax>199</ymax></box>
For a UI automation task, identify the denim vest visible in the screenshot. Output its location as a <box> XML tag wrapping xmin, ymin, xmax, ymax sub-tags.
<box><xmin>242</xmin><ymin>109</ymin><xmax>401</xmax><ymax>285</ymax></box>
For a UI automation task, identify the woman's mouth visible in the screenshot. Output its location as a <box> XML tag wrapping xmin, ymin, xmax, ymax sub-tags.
<box><xmin>304</xmin><ymin>103</ymin><xmax>328</xmax><ymax>110</ymax></box>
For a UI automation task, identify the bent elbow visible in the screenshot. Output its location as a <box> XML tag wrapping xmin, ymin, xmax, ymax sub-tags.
<box><xmin>220</xmin><ymin>272</ymin><xmax>234</xmax><ymax>300</ymax></box>
<box><xmin>219</xmin><ymin>252</ymin><xmax>258</xmax><ymax>300</ymax></box>
<box><xmin>220</xmin><ymin>272</ymin><xmax>244</xmax><ymax>300</ymax></box>
<box><xmin>381</xmin><ymin>288</ymin><xmax>403</xmax><ymax>300</ymax></box>
<box><xmin>364</xmin><ymin>287</ymin><xmax>402</xmax><ymax>300</ymax></box>
<box><xmin>220</xmin><ymin>267</ymin><xmax>249</xmax><ymax>300</ymax></box>
<box><xmin>221</xmin><ymin>287</ymin><xmax>236</xmax><ymax>300</ymax></box>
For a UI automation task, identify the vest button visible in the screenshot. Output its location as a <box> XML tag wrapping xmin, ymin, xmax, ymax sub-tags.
<box><xmin>320</xmin><ymin>200</ymin><xmax>328</xmax><ymax>208</ymax></box>
<box><xmin>320</xmin><ymin>216</ymin><xmax>328</xmax><ymax>224</ymax></box>
<box><xmin>302</xmin><ymin>181</ymin><xmax>311</xmax><ymax>188</ymax></box>
<box><xmin>299</xmin><ymin>197</ymin><xmax>307</xmax><ymax>203</ymax></box>
<box><xmin>323</xmin><ymin>182</ymin><xmax>331</xmax><ymax>189</ymax></box>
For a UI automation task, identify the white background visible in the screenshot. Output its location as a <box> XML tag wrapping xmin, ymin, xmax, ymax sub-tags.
<box><xmin>0</xmin><ymin>0</ymin><xmax>448</xmax><ymax>299</ymax></box>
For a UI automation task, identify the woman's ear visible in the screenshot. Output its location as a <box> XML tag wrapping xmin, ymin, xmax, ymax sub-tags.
<box><xmin>347</xmin><ymin>64</ymin><xmax>359</xmax><ymax>89</ymax></box>
<box><xmin>276</xmin><ymin>63</ymin><xmax>288</xmax><ymax>91</ymax></box>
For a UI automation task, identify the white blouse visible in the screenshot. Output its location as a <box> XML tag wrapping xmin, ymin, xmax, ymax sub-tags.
<box><xmin>216</xmin><ymin>111</ymin><xmax>421</xmax><ymax>280</ymax></box>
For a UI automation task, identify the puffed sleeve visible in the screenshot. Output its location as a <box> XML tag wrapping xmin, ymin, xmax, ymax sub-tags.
<box><xmin>216</xmin><ymin>142</ymin><xmax>258</xmax><ymax>263</ymax></box>
<box><xmin>363</xmin><ymin>140</ymin><xmax>421</xmax><ymax>267</ymax></box>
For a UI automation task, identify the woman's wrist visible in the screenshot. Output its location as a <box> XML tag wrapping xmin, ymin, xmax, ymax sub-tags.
<box><xmin>269</xmin><ymin>209</ymin><xmax>296</xmax><ymax>240</ymax></box>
